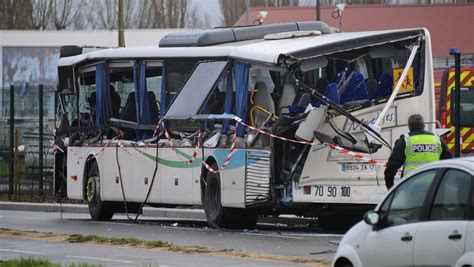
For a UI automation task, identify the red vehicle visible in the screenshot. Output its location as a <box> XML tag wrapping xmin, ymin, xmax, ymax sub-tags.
<box><xmin>435</xmin><ymin>67</ymin><xmax>474</xmax><ymax>156</ymax></box>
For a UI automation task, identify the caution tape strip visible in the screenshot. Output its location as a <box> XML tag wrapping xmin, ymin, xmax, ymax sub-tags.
<box><xmin>202</xmin><ymin>129</ymin><xmax>238</xmax><ymax>174</ymax></box>
<box><xmin>232</xmin><ymin>116</ymin><xmax>393</xmax><ymax>170</ymax></box>
<box><xmin>55</xmin><ymin>115</ymin><xmax>397</xmax><ymax>174</ymax></box>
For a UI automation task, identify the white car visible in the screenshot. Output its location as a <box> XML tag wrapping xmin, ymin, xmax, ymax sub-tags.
<box><xmin>332</xmin><ymin>157</ymin><xmax>474</xmax><ymax>267</ymax></box>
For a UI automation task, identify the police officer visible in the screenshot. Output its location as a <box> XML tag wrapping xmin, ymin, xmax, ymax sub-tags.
<box><xmin>384</xmin><ymin>114</ymin><xmax>452</xmax><ymax>190</ymax></box>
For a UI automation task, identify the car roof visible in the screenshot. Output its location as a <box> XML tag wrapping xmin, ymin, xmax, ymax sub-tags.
<box><xmin>406</xmin><ymin>157</ymin><xmax>474</xmax><ymax>177</ymax></box>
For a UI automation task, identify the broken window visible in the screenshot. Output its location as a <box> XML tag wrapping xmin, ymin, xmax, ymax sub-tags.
<box><xmin>296</xmin><ymin>37</ymin><xmax>423</xmax><ymax>110</ymax></box>
<box><xmin>165</xmin><ymin>61</ymin><xmax>228</xmax><ymax>119</ymax></box>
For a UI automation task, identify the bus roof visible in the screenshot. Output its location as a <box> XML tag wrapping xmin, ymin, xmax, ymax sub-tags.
<box><xmin>58</xmin><ymin>28</ymin><xmax>426</xmax><ymax>67</ymax></box>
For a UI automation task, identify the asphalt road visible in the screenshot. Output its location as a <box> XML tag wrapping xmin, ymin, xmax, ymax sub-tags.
<box><xmin>0</xmin><ymin>210</ymin><xmax>342</xmax><ymax>265</ymax></box>
<box><xmin>1</xmin><ymin>236</ymin><xmax>298</xmax><ymax>266</ymax></box>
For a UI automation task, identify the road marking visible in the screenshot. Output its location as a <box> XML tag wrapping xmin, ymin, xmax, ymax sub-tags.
<box><xmin>0</xmin><ymin>248</ymin><xmax>42</xmax><ymax>255</ymax></box>
<box><xmin>66</xmin><ymin>255</ymin><xmax>133</xmax><ymax>264</ymax></box>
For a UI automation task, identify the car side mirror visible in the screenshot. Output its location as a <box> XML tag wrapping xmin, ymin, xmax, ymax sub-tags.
<box><xmin>363</xmin><ymin>210</ymin><xmax>380</xmax><ymax>226</ymax></box>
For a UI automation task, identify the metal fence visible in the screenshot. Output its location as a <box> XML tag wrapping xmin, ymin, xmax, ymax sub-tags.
<box><xmin>0</xmin><ymin>85</ymin><xmax>56</xmax><ymax>201</ymax></box>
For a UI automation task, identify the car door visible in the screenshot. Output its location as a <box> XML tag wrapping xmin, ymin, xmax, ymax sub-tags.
<box><xmin>414</xmin><ymin>168</ymin><xmax>472</xmax><ymax>266</ymax></box>
<box><xmin>364</xmin><ymin>169</ymin><xmax>438</xmax><ymax>267</ymax></box>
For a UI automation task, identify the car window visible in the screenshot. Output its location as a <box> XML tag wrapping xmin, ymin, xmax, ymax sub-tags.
<box><xmin>383</xmin><ymin>170</ymin><xmax>437</xmax><ymax>227</ymax></box>
<box><xmin>429</xmin><ymin>169</ymin><xmax>472</xmax><ymax>220</ymax></box>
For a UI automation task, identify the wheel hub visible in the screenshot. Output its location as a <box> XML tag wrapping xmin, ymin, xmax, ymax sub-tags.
<box><xmin>86</xmin><ymin>176</ymin><xmax>97</xmax><ymax>203</ymax></box>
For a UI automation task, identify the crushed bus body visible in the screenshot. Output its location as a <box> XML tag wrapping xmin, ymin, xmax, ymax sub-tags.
<box><xmin>54</xmin><ymin>21</ymin><xmax>435</xmax><ymax>230</ymax></box>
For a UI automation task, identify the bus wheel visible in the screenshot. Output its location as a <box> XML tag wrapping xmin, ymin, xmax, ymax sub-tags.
<box><xmin>203</xmin><ymin>164</ymin><xmax>259</xmax><ymax>229</ymax></box>
<box><xmin>86</xmin><ymin>161</ymin><xmax>114</xmax><ymax>221</ymax></box>
<box><xmin>203</xmin><ymin>166</ymin><xmax>228</xmax><ymax>228</ymax></box>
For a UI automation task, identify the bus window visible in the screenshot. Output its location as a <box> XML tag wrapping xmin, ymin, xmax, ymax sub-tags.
<box><xmin>76</xmin><ymin>64</ymin><xmax>98</xmax><ymax>127</ymax></box>
<box><xmin>109</xmin><ymin>61</ymin><xmax>135</xmax><ymax>121</ymax></box>
<box><xmin>299</xmin><ymin>37</ymin><xmax>424</xmax><ymax>109</ymax></box>
<box><xmin>166</xmin><ymin>61</ymin><xmax>227</xmax><ymax>119</ymax></box>
<box><xmin>163</xmin><ymin>58</ymin><xmax>198</xmax><ymax>112</ymax></box>
<box><xmin>143</xmin><ymin>61</ymin><xmax>162</xmax><ymax>123</ymax></box>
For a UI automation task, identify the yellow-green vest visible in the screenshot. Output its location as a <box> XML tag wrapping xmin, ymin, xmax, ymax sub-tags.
<box><xmin>404</xmin><ymin>133</ymin><xmax>442</xmax><ymax>174</ymax></box>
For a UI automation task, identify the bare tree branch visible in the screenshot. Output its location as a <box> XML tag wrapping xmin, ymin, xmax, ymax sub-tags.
<box><xmin>32</xmin><ymin>0</ymin><xmax>52</xmax><ymax>30</ymax></box>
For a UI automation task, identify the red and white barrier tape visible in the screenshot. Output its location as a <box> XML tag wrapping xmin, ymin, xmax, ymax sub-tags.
<box><xmin>56</xmin><ymin>114</ymin><xmax>395</xmax><ymax>174</ymax></box>
<box><xmin>202</xmin><ymin>129</ymin><xmax>238</xmax><ymax>174</ymax></box>
<box><xmin>232</xmin><ymin>116</ymin><xmax>392</xmax><ymax>170</ymax></box>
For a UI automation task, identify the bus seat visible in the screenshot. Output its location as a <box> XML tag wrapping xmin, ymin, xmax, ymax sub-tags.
<box><xmin>315</xmin><ymin>78</ymin><xmax>329</xmax><ymax>94</ymax></box>
<box><xmin>147</xmin><ymin>91</ymin><xmax>159</xmax><ymax>124</ymax></box>
<box><xmin>340</xmin><ymin>71</ymin><xmax>368</xmax><ymax>104</ymax></box>
<box><xmin>324</xmin><ymin>83</ymin><xmax>340</xmax><ymax>104</ymax></box>
<box><xmin>370</xmin><ymin>73</ymin><xmax>393</xmax><ymax>100</ymax></box>
<box><xmin>110</xmin><ymin>85</ymin><xmax>121</xmax><ymax>118</ymax></box>
<box><xmin>277</xmin><ymin>83</ymin><xmax>297</xmax><ymax>115</ymax></box>
<box><xmin>366</xmin><ymin>78</ymin><xmax>378</xmax><ymax>97</ymax></box>
<box><xmin>119</xmin><ymin>92</ymin><xmax>137</xmax><ymax>140</ymax></box>
<box><xmin>250</xmin><ymin>82</ymin><xmax>276</xmax><ymax>127</ymax></box>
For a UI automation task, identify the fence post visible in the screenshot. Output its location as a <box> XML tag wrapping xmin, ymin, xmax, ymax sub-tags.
<box><xmin>14</xmin><ymin>128</ymin><xmax>20</xmax><ymax>200</ymax></box>
<box><xmin>39</xmin><ymin>84</ymin><xmax>44</xmax><ymax>194</ymax></box>
<box><xmin>8</xmin><ymin>85</ymin><xmax>14</xmax><ymax>197</ymax></box>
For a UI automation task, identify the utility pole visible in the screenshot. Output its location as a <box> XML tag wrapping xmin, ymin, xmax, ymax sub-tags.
<box><xmin>316</xmin><ymin>0</ymin><xmax>321</xmax><ymax>21</ymax></box>
<box><xmin>118</xmin><ymin>0</ymin><xmax>125</xmax><ymax>47</ymax></box>
<box><xmin>246</xmin><ymin>0</ymin><xmax>250</xmax><ymax>25</ymax></box>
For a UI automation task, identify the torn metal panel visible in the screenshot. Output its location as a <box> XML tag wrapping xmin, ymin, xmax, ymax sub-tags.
<box><xmin>286</xmin><ymin>29</ymin><xmax>424</xmax><ymax>62</ymax></box>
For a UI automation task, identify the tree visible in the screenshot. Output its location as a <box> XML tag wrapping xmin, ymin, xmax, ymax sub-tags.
<box><xmin>0</xmin><ymin>0</ymin><xmax>34</xmax><ymax>29</ymax></box>
<box><xmin>52</xmin><ymin>0</ymin><xmax>84</xmax><ymax>30</ymax></box>
<box><xmin>220</xmin><ymin>0</ymin><xmax>247</xmax><ymax>26</ymax></box>
<box><xmin>134</xmin><ymin>0</ymin><xmax>192</xmax><ymax>29</ymax></box>
<box><xmin>32</xmin><ymin>0</ymin><xmax>52</xmax><ymax>30</ymax></box>
<box><xmin>219</xmin><ymin>0</ymin><xmax>300</xmax><ymax>26</ymax></box>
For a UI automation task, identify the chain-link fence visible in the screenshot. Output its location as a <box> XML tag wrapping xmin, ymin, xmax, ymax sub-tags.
<box><xmin>0</xmin><ymin>84</ymin><xmax>56</xmax><ymax>201</ymax></box>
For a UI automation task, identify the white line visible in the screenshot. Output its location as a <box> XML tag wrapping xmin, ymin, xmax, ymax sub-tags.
<box><xmin>66</xmin><ymin>255</ymin><xmax>133</xmax><ymax>264</ymax></box>
<box><xmin>0</xmin><ymin>248</ymin><xmax>42</xmax><ymax>255</ymax></box>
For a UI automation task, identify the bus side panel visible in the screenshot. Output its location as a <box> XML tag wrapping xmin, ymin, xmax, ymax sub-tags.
<box><xmin>216</xmin><ymin>149</ymin><xmax>271</xmax><ymax>208</ymax></box>
<box><xmin>132</xmin><ymin>146</ymin><xmax>163</xmax><ymax>204</ymax></box>
<box><xmin>66</xmin><ymin>147</ymin><xmax>94</xmax><ymax>200</ymax></box>
<box><xmin>101</xmin><ymin>148</ymin><xmax>133</xmax><ymax>202</ymax></box>
<box><xmin>159</xmin><ymin>147</ymin><xmax>194</xmax><ymax>205</ymax></box>
<box><xmin>213</xmin><ymin>149</ymin><xmax>247</xmax><ymax>208</ymax></box>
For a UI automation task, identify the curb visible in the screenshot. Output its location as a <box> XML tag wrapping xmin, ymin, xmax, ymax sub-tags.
<box><xmin>0</xmin><ymin>201</ymin><xmax>206</xmax><ymax>221</ymax></box>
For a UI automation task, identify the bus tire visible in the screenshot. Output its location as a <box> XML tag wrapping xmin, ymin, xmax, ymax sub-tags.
<box><xmin>203</xmin><ymin>166</ymin><xmax>229</xmax><ymax>228</ymax></box>
<box><xmin>86</xmin><ymin>161</ymin><xmax>114</xmax><ymax>221</ymax></box>
<box><xmin>203</xmin><ymin>164</ymin><xmax>259</xmax><ymax>229</ymax></box>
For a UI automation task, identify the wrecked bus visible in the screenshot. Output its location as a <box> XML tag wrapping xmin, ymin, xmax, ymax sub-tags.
<box><xmin>54</xmin><ymin>22</ymin><xmax>435</xmax><ymax>229</ymax></box>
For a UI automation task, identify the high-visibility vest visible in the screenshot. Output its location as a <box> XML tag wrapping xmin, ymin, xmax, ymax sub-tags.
<box><xmin>404</xmin><ymin>133</ymin><xmax>442</xmax><ymax>174</ymax></box>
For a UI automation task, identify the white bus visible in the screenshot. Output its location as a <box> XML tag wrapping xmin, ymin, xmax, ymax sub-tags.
<box><xmin>54</xmin><ymin>22</ymin><xmax>435</xmax><ymax>229</ymax></box>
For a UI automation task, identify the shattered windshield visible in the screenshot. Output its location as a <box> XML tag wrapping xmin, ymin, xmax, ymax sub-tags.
<box><xmin>297</xmin><ymin>37</ymin><xmax>423</xmax><ymax>108</ymax></box>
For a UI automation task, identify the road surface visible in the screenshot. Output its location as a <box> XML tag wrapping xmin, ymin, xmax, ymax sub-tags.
<box><xmin>0</xmin><ymin>210</ymin><xmax>341</xmax><ymax>266</ymax></box>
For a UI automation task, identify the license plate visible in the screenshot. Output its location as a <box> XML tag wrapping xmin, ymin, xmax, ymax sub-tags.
<box><xmin>341</xmin><ymin>163</ymin><xmax>376</xmax><ymax>173</ymax></box>
<box><xmin>313</xmin><ymin>185</ymin><xmax>351</xmax><ymax>198</ymax></box>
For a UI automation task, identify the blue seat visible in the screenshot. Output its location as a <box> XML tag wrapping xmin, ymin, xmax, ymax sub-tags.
<box><xmin>324</xmin><ymin>83</ymin><xmax>340</xmax><ymax>104</ymax></box>
<box><xmin>340</xmin><ymin>72</ymin><xmax>368</xmax><ymax>104</ymax></box>
<box><xmin>370</xmin><ymin>73</ymin><xmax>393</xmax><ymax>100</ymax></box>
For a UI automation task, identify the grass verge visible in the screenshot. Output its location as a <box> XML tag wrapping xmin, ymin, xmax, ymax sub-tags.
<box><xmin>0</xmin><ymin>228</ymin><xmax>330</xmax><ymax>266</ymax></box>
<box><xmin>0</xmin><ymin>257</ymin><xmax>102</xmax><ymax>267</ymax></box>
